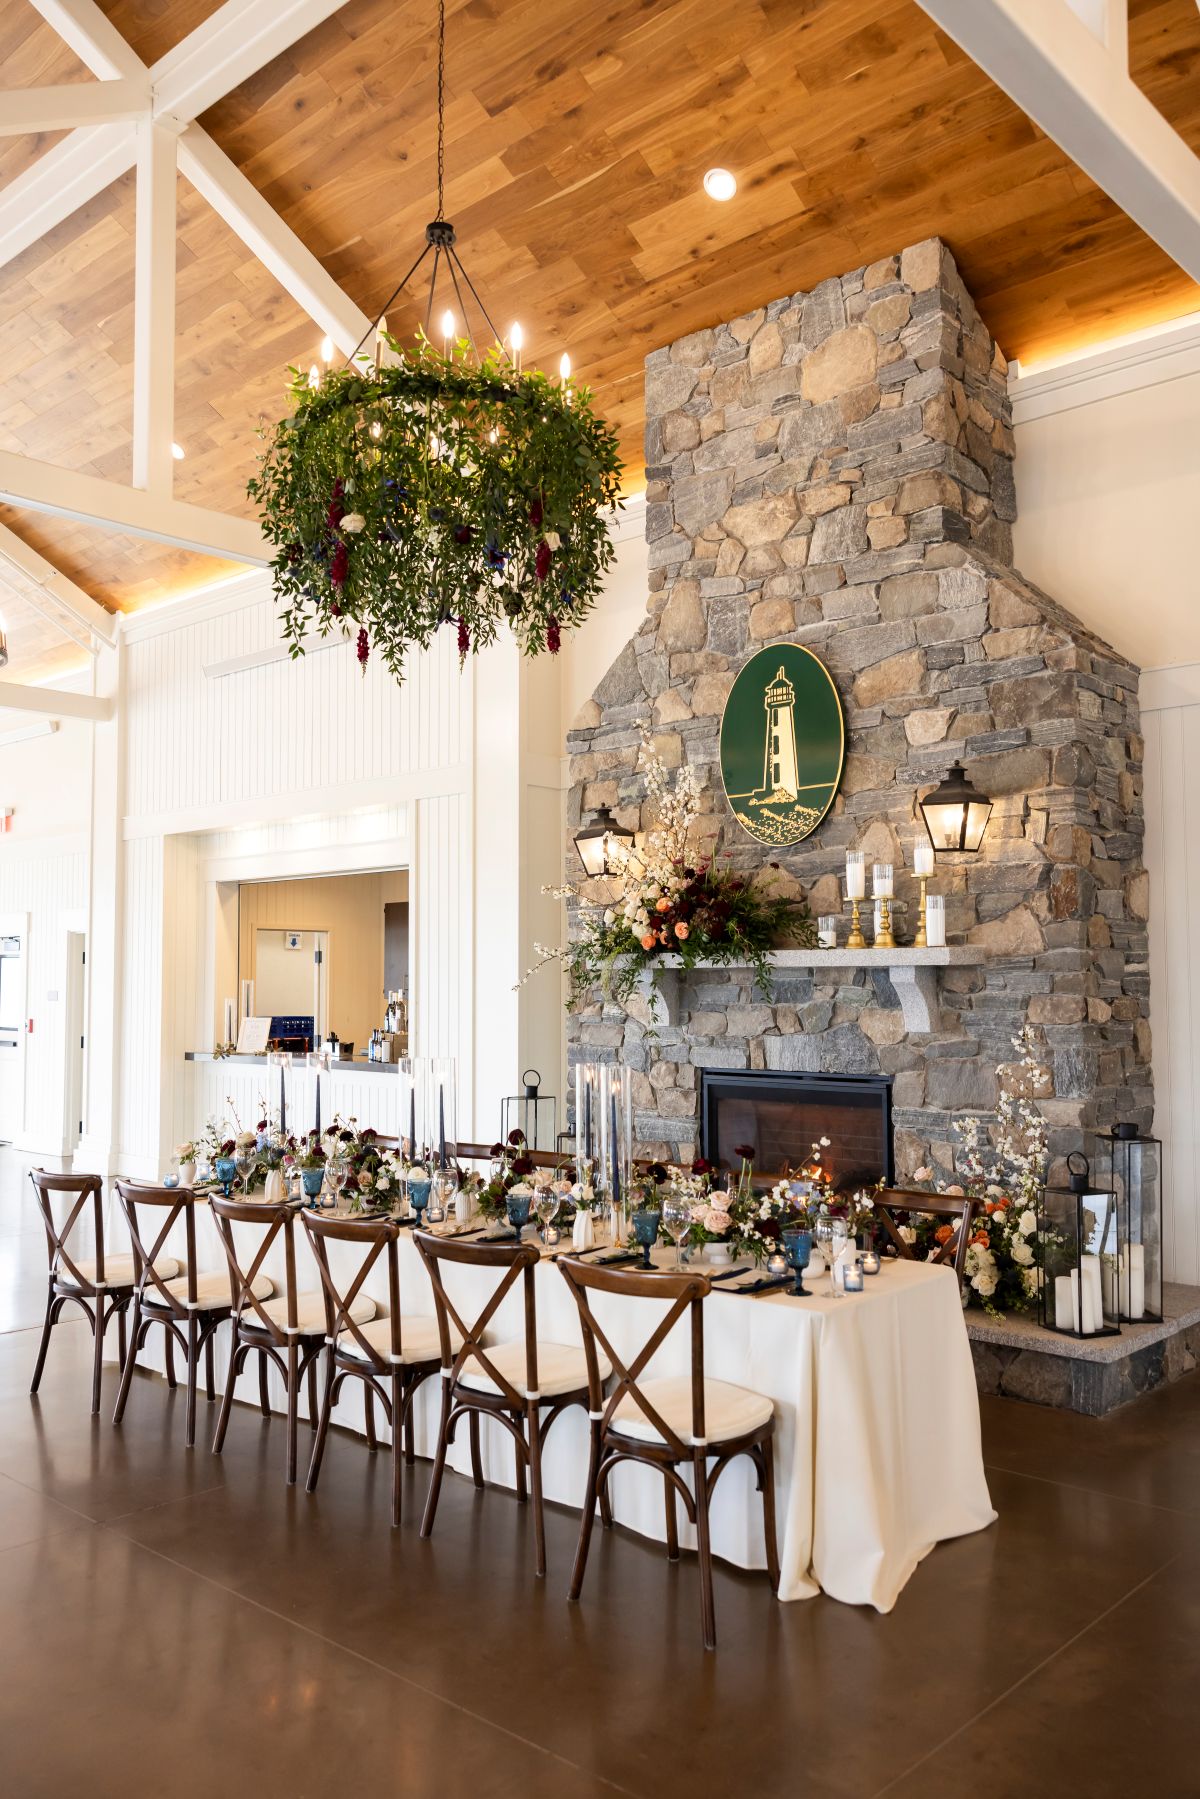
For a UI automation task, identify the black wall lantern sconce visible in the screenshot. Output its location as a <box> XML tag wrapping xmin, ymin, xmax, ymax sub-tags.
<box><xmin>919</xmin><ymin>760</ymin><xmax>993</xmax><ymax>854</ymax></box>
<box><xmin>573</xmin><ymin>804</ymin><xmax>635</xmax><ymax>877</ymax></box>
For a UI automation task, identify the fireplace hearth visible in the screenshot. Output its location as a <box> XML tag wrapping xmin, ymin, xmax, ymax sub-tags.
<box><xmin>700</xmin><ymin>1070</ymin><xmax>894</xmax><ymax>1190</ymax></box>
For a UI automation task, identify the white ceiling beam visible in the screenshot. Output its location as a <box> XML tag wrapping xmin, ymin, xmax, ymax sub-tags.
<box><xmin>0</xmin><ymin>124</ymin><xmax>136</xmax><ymax>270</ymax></box>
<box><xmin>132</xmin><ymin>123</ymin><xmax>178</xmax><ymax>496</ymax></box>
<box><xmin>152</xmin><ymin>0</ymin><xmax>355</xmax><ymax>132</ymax></box>
<box><xmin>178</xmin><ymin>126</ymin><xmax>372</xmax><ymax>357</ymax></box>
<box><xmin>0</xmin><ymin>680</ymin><xmax>111</xmax><ymax>723</ymax></box>
<box><xmin>0</xmin><ymin>451</ymin><xmax>268</xmax><ymax>565</ymax></box>
<box><xmin>0</xmin><ymin>522</ymin><xmax>116</xmax><ymax>649</ymax></box>
<box><xmin>917</xmin><ymin>0</ymin><xmax>1200</xmax><ymax>280</ymax></box>
<box><xmin>29</xmin><ymin>0</ymin><xmax>147</xmax><ymax>81</ymax></box>
<box><xmin>0</xmin><ymin>78</ymin><xmax>150</xmax><ymax>134</ymax></box>
<box><xmin>0</xmin><ymin>0</ymin><xmax>353</xmax><ymax>275</ymax></box>
<box><xmin>0</xmin><ymin>720</ymin><xmax>60</xmax><ymax>750</ymax></box>
<box><xmin>1065</xmin><ymin>0</ymin><xmax>1128</xmax><ymax>72</ymax></box>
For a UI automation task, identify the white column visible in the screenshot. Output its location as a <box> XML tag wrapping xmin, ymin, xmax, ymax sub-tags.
<box><xmin>75</xmin><ymin>638</ymin><xmax>123</xmax><ymax>1175</ymax></box>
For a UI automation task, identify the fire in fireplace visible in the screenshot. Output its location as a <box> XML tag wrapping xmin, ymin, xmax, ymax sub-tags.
<box><xmin>700</xmin><ymin>1070</ymin><xmax>894</xmax><ymax>1190</ymax></box>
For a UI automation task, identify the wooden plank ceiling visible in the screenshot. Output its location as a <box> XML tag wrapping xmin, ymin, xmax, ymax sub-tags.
<box><xmin>0</xmin><ymin>0</ymin><xmax>1198</xmax><ymax>632</ymax></box>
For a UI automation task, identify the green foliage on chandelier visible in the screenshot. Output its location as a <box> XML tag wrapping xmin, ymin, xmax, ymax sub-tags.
<box><xmin>248</xmin><ymin>338</ymin><xmax>625</xmax><ymax>680</ymax></box>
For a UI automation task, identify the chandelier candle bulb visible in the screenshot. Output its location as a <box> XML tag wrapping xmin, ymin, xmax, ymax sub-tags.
<box><xmin>510</xmin><ymin>321</ymin><xmax>523</xmax><ymax>373</ymax></box>
<box><xmin>307</xmin><ymin>363</ymin><xmax>320</xmax><ymax>390</ymax></box>
<box><xmin>441</xmin><ymin>310</ymin><xmax>455</xmax><ymax>358</ymax></box>
<box><xmin>320</xmin><ymin>335</ymin><xmax>334</xmax><ymax>365</ymax></box>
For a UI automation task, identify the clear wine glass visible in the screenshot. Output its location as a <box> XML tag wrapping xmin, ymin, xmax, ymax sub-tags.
<box><xmin>662</xmin><ymin>1194</ymin><xmax>693</xmax><ymax>1270</ymax></box>
<box><xmin>325</xmin><ymin>1153</ymin><xmax>348</xmax><ymax>1212</ymax></box>
<box><xmin>428</xmin><ymin>1170</ymin><xmax>453</xmax><ymax>1225</ymax></box>
<box><xmin>536</xmin><ymin>1186</ymin><xmax>560</xmax><ymax>1244</ymax></box>
<box><xmin>235</xmin><ymin>1150</ymin><xmax>254</xmax><ymax>1199</ymax></box>
<box><xmin>830</xmin><ymin>1221</ymin><xmax>850</xmax><ymax>1294</ymax></box>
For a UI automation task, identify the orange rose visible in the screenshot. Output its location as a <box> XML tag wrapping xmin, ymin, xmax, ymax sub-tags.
<box><xmin>972</xmin><ymin>1231</ymin><xmax>990</xmax><ymax>1246</ymax></box>
<box><xmin>655</xmin><ymin>897</ymin><xmax>671</xmax><ymax>913</ymax></box>
<box><xmin>640</xmin><ymin>933</ymin><xmax>656</xmax><ymax>951</ymax></box>
<box><xmin>985</xmin><ymin>1201</ymin><xmax>998</xmax><ymax>1214</ymax></box>
<box><xmin>675</xmin><ymin>922</ymin><xmax>689</xmax><ymax>940</ymax></box>
<box><xmin>935</xmin><ymin>1224</ymin><xmax>955</xmax><ymax>1245</ymax></box>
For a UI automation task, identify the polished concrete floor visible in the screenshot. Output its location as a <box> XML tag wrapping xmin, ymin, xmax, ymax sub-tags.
<box><xmin>4</xmin><ymin>1160</ymin><xmax>1200</xmax><ymax>1796</ymax></box>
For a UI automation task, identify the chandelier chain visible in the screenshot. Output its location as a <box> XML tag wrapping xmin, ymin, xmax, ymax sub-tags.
<box><xmin>436</xmin><ymin>0</ymin><xmax>446</xmax><ymax>219</ymax></box>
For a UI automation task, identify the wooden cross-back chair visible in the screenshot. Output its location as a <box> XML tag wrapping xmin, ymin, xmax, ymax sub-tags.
<box><xmin>414</xmin><ymin>1231</ymin><xmax>604</xmax><ymax>1577</ymax></box>
<box><xmin>209</xmin><ymin>1194</ymin><xmax>329</xmax><ymax>1484</ymax></box>
<box><xmin>28</xmin><ymin>1168</ymin><xmax>140</xmax><ymax>1415</ymax></box>
<box><xmin>301</xmin><ymin>1210</ymin><xmax>442</xmax><ymax>1529</ymax></box>
<box><xmin>112</xmin><ymin>1182</ymin><xmax>255</xmax><ymax>1447</ymax></box>
<box><xmin>556</xmin><ymin>1259</ymin><xmax>778</xmax><ymax>1651</ymax></box>
<box><xmin>873</xmin><ymin>1188</ymin><xmax>980</xmax><ymax>1283</ymax></box>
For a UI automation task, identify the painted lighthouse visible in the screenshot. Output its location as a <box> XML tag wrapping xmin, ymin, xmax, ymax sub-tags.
<box><xmin>757</xmin><ymin>665</ymin><xmax>799</xmax><ymax>802</ymax></box>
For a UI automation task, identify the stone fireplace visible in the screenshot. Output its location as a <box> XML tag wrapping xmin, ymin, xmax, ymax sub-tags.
<box><xmin>700</xmin><ymin>1070</ymin><xmax>894</xmax><ymax>1189</ymax></box>
<box><xmin>566</xmin><ymin>237</ymin><xmax>1150</xmax><ymax>1185</ymax></box>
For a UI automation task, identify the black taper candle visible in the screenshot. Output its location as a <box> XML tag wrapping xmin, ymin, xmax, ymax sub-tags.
<box><xmin>280</xmin><ymin>1063</ymin><xmax>286</xmax><ymax>1136</ymax></box>
<box><xmin>314</xmin><ymin>1072</ymin><xmax>321</xmax><ymax>1141</ymax></box>
<box><xmin>610</xmin><ymin>1088</ymin><xmax>621</xmax><ymax>1207</ymax></box>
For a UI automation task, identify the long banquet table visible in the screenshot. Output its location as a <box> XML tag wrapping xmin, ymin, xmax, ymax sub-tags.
<box><xmin>100</xmin><ymin>1196</ymin><xmax>996</xmax><ymax>1611</ymax></box>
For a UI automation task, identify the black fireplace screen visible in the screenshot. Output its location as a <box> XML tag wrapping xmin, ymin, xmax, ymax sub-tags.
<box><xmin>700</xmin><ymin>1070</ymin><xmax>893</xmax><ymax>1190</ymax></box>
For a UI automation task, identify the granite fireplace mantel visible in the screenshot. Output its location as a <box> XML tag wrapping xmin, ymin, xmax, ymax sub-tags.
<box><xmin>634</xmin><ymin>947</ymin><xmax>985</xmax><ymax>1033</ymax></box>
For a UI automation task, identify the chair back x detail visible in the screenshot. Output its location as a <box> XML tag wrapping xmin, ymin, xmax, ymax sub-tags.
<box><xmin>873</xmin><ymin>1187</ymin><xmax>979</xmax><ymax>1281</ymax></box>
<box><xmin>415</xmin><ymin>1232</ymin><xmax>540</xmax><ymax>1405</ymax></box>
<box><xmin>115</xmin><ymin>1180</ymin><xmax>201</xmax><ymax>1315</ymax></box>
<box><xmin>30</xmin><ymin>1169</ymin><xmax>110</xmax><ymax>1293</ymax></box>
<box><xmin>303</xmin><ymin>1209</ymin><xmax>402</xmax><ymax>1363</ymax></box>
<box><xmin>560</xmin><ymin>1260</ymin><xmax>709</xmax><ymax>1455</ymax></box>
<box><xmin>210</xmin><ymin>1193</ymin><xmax>298</xmax><ymax>1340</ymax></box>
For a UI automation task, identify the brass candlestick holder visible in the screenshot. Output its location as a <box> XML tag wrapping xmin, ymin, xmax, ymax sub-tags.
<box><xmin>874</xmin><ymin>894</ymin><xmax>897</xmax><ymax>951</ymax></box>
<box><xmin>843</xmin><ymin>893</ymin><xmax>867</xmax><ymax>949</ymax></box>
<box><xmin>914</xmin><ymin>876</ymin><xmax>929</xmax><ymax>948</ymax></box>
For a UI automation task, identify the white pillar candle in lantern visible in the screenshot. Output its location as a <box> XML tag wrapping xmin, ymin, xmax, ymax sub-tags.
<box><xmin>1126</xmin><ymin>1242</ymin><xmax>1146</xmax><ymax>1320</ymax></box>
<box><xmin>845</xmin><ymin>851</ymin><xmax>866</xmax><ymax>899</ymax></box>
<box><xmin>1054</xmin><ymin>1273</ymin><xmax>1078</xmax><ymax>1333</ymax></box>
<box><xmin>913</xmin><ymin>841</ymin><xmax>935</xmax><ymax>878</ymax></box>
<box><xmin>924</xmin><ymin>894</ymin><xmax>946</xmax><ymax>947</ymax></box>
<box><xmin>872</xmin><ymin>862</ymin><xmax>894</xmax><ymax>898</ymax></box>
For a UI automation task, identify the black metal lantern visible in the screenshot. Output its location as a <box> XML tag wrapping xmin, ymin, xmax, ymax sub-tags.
<box><xmin>919</xmin><ymin>760</ymin><xmax>993</xmax><ymax>853</ymax></box>
<box><xmin>1039</xmin><ymin>1152</ymin><xmax>1121</xmax><ymax>1338</ymax></box>
<box><xmin>1094</xmin><ymin>1124</ymin><xmax>1163</xmax><ymax>1324</ymax></box>
<box><xmin>501</xmin><ymin>1069</ymin><xmax>557</xmax><ymax>1153</ymax></box>
<box><xmin>573</xmin><ymin>804</ymin><xmax>635</xmax><ymax>878</ymax></box>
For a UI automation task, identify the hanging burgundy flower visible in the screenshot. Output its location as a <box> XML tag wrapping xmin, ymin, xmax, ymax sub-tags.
<box><xmin>546</xmin><ymin>615</ymin><xmax>560</xmax><ymax>654</ymax></box>
<box><xmin>330</xmin><ymin>540</ymin><xmax>349</xmax><ymax>587</ymax></box>
<box><xmin>457</xmin><ymin>617</ymin><xmax>470</xmax><ymax>659</ymax></box>
<box><xmin>529</xmin><ymin>496</ymin><xmax>544</xmax><ymax>529</ymax></box>
<box><xmin>535</xmin><ymin>539</ymin><xmax>551</xmax><ymax>582</ymax></box>
<box><xmin>326</xmin><ymin>479</ymin><xmax>346</xmax><ymax>531</ymax></box>
<box><xmin>453</xmin><ymin>524</ymin><xmax>472</xmax><ymax>545</ymax></box>
<box><xmin>356</xmin><ymin>627</ymin><xmax>369</xmax><ymax>672</ymax></box>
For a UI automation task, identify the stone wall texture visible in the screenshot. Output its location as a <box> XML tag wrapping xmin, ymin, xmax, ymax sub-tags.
<box><xmin>566</xmin><ymin>238</ymin><xmax>1150</xmax><ymax>1180</ymax></box>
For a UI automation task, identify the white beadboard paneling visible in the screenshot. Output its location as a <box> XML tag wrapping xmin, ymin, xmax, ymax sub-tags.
<box><xmin>117</xmin><ymin>835</ymin><xmax>164</xmax><ymax>1168</ymax></box>
<box><xmin>1145</xmin><ymin>705</ymin><xmax>1196</xmax><ymax>1284</ymax></box>
<box><xmin>188</xmin><ymin>1060</ymin><xmax>402</xmax><ymax>1143</ymax></box>
<box><xmin>123</xmin><ymin>577</ymin><xmax>466</xmax><ymax>825</ymax></box>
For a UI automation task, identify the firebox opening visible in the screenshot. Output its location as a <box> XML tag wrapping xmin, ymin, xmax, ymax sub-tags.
<box><xmin>700</xmin><ymin>1069</ymin><xmax>894</xmax><ymax>1190</ymax></box>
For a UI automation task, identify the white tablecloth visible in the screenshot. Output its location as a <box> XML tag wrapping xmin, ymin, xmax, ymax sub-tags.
<box><xmin>102</xmin><ymin>1197</ymin><xmax>995</xmax><ymax>1610</ymax></box>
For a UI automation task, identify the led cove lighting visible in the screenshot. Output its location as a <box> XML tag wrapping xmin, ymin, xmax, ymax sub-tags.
<box><xmin>703</xmin><ymin>167</ymin><xmax>737</xmax><ymax>201</ymax></box>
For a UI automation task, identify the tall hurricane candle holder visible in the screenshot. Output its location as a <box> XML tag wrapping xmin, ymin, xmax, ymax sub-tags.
<box><xmin>397</xmin><ymin>1058</ymin><xmax>421</xmax><ymax>1161</ymax></box>
<box><xmin>1094</xmin><ymin>1124</ymin><xmax>1163</xmax><ymax>1324</ymax></box>
<box><xmin>912</xmin><ymin>841</ymin><xmax>935</xmax><ymax>946</ymax></box>
<box><xmin>844</xmin><ymin>851</ymin><xmax>867</xmax><ymax>948</ymax></box>
<box><xmin>427</xmin><ymin>1057</ymin><xmax>457</xmax><ymax>1170</ymax></box>
<box><xmin>575</xmin><ymin>1060</ymin><xmax>632</xmax><ymax>1243</ymax></box>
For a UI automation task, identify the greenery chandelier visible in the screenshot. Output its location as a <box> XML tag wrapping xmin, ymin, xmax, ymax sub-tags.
<box><xmin>249</xmin><ymin>1</ymin><xmax>623</xmax><ymax>683</ymax></box>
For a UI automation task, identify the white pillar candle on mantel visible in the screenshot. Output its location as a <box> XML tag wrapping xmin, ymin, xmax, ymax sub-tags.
<box><xmin>818</xmin><ymin>915</ymin><xmax>838</xmax><ymax>949</ymax></box>
<box><xmin>872</xmin><ymin>862</ymin><xmax>894</xmax><ymax>898</ymax></box>
<box><xmin>924</xmin><ymin>894</ymin><xmax>946</xmax><ymax>948</ymax></box>
<box><xmin>913</xmin><ymin>841</ymin><xmax>935</xmax><ymax>878</ymax></box>
<box><xmin>845</xmin><ymin>851</ymin><xmax>866</xmax><ymax>899</ymax></box>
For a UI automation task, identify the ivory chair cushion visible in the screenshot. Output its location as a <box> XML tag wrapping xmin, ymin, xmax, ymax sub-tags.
<box><xmin>338</xmin><ymin>1314</ymin><xmax>461</xmax><ymax>1366</ymax></box>
<box><xmin>57</xmin><ymin>1254</ymin><xmax>179</xmax><ymax>1289</ymax></box>
<box><xmin>145</xmin><ymin>1271</ymin><xmax>273</xmax><ymax>1312</ymax></box>
<box><xmin>457</xmin><ymin>1339</ymin><xmax>610</xmax><ymax>1401</ymax></box>
<box><xmin>241</xmin><ymin>1291</ymin><xmax>376</xmax><ymax>1336</ymax></box>
<box><xmin>609</xmin><ymin>1376</ymin><xmax>773</xmax><ymax>1448</ymax></box>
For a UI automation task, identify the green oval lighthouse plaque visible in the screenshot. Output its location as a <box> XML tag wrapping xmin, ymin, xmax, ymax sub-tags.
<box><xmin>719</xmin><ymin>643</ymin><xmax>845</xmax><ymax>847</ymax></box>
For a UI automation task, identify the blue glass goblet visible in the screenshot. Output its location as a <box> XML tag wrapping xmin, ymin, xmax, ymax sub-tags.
<box><xmin>409</xmin><ymin>1177</ymin><xmax>432</xmax><ymax>1228</ymax></box>
<box><xmin>782</xmin><ymin>1227</ymin><xmax>813</xmax><ymax>1297</ymax></box>
<box><xmin>214</xmin><ymin>1155</ymin><xmax>237</xmax><ymax>1200</ymax></box>
<box><xmin>506</xmin><ymin>1191</ymin><xmax>532</xmax><ymax>1242</ymax></box>
<box><xmin>632</xmin><ymin>1207</ymin><xmax>661</xmax><ymax>1270</ymax></box>
<box><xmin>300</xmin><ymin>1166</ymin><xmax>325</xmax><ymax>1203</ymax></box>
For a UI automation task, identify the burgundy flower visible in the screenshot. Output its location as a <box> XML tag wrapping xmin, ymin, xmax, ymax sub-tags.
<box><xmin>457</xmin><ymin>617</ymin><xmax>470</xmax><ymax>659</ymax></box>
<box><xmin>507</xmin><ymin>1128</ymin><xmax>527</xmax><ymax>1147</ymax></box>
<box><xmin>330</xmin><ymin>601</ymin><xmax>342</xmax><ymax>618</ymax></box>
<box><xmin>330</xmin><ymin>541</ymin><xmax>349</xmax><ymax>588</ymax></box>
<box><xmin>326</xmin><ymin>480</ymin><xmax>345</xmax><ymax>530</ymax></box>
<box><xmin>356</xmin><ymin>626</ymin><xmax>369</xmax><ymax>671</ymax></box>
<box><xmin>649</xmin><ymin>1163</ymin><xmax>669</xmax><ymax>1183</ymax></box>
<box><xmin>220</xmin><ymin>1139</ymin><xmax>235</xmax><ymax>1157</ymax></box>
<box><xmin>529</xmin><ymin>496</ymin><xmax>544</xmax><ymax>529</ymax></box>
<box><xmin>512</xmin><ymin>1155</ymin><xmax>535</xmax><ymax>1177</ymax></box>
<box><xmin>535</xmin><ymin>539</ymin><xmax>551</xmax><ymax>582</ymax></box>
<box><xmin>734</xmin><ymin>1143</ymin><xmax>756</xmax><ymax>1161</ymax></box>
<box><xmin>692</xmin><ymin>1157</ymin><xmax>712</xmax><ymax>1176</ymax></box>
<box><xmin>546</xmin><ymin>615</ymin><xmax>561</xmax><ymax>654</ymax></box>
<box><xmin>453</xmin><ymin>524</ymin><xmax>472</xmax><ymax>545</ymax></box>
<box><xmin>361</xmin><ymin>1128</ymin><xmax>377</xmax><ymax>1144</ymax></box>
<box><xmin>489</xmin><ymin>1141</ymin><xmax>505</xmax><ymax>1158</ymax></box>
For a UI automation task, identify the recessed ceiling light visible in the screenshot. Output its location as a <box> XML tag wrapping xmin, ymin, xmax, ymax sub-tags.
<box><xmin>703</xmin><ymin>167</ymin><xmax>737</xmax><ymax>202</ymax></box>
<box><xmin>171</xmin><ymin>442</ymin><xmax>185</xmax><ymax>460</ymax></box>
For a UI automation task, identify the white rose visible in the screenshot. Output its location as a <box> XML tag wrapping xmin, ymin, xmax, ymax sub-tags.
<box><xmin>339</xmin><ymin>512</ymin><xmax>366</xmax><ymax>535</ymax></box>
<box><xmin>899</xmin><ymin>1225</ymin><xmax>917</xmax><ymax>1245</ymax></box>
<box><xmin>544</xmin><ymin>530</ymin><xmax>561</xmax><ymax>550</ymax></box>
<box><xmin>1009</xmin><ymin>1239</ymin><xmax>1033</xmax><ymax>1266</ymax></box>
<box><xmin>1018</xmin><ymin>1209</ymin><xmax>1037</xmax><ymax>1237</ymax></box>
<box><xmin>973</xmin><ymin>1271</ymin><xmax>998</xmax><ymax>1298</ymax></box>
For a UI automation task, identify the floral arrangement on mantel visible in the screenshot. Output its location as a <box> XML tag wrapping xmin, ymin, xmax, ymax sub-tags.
<box><xmin>248</xmin><ymin>341</ymin><xmax>624</xmax><ymax>682</ymax></box>
<box><xmin>523</xmin><ymin>731</ymin><xmax>816</xmax><ymax>1009</ymax></box>
<box><xmin>900</xmin><ymin>1026</ymin><xmax>1051</xmax><ymax>1316</ymax></box>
